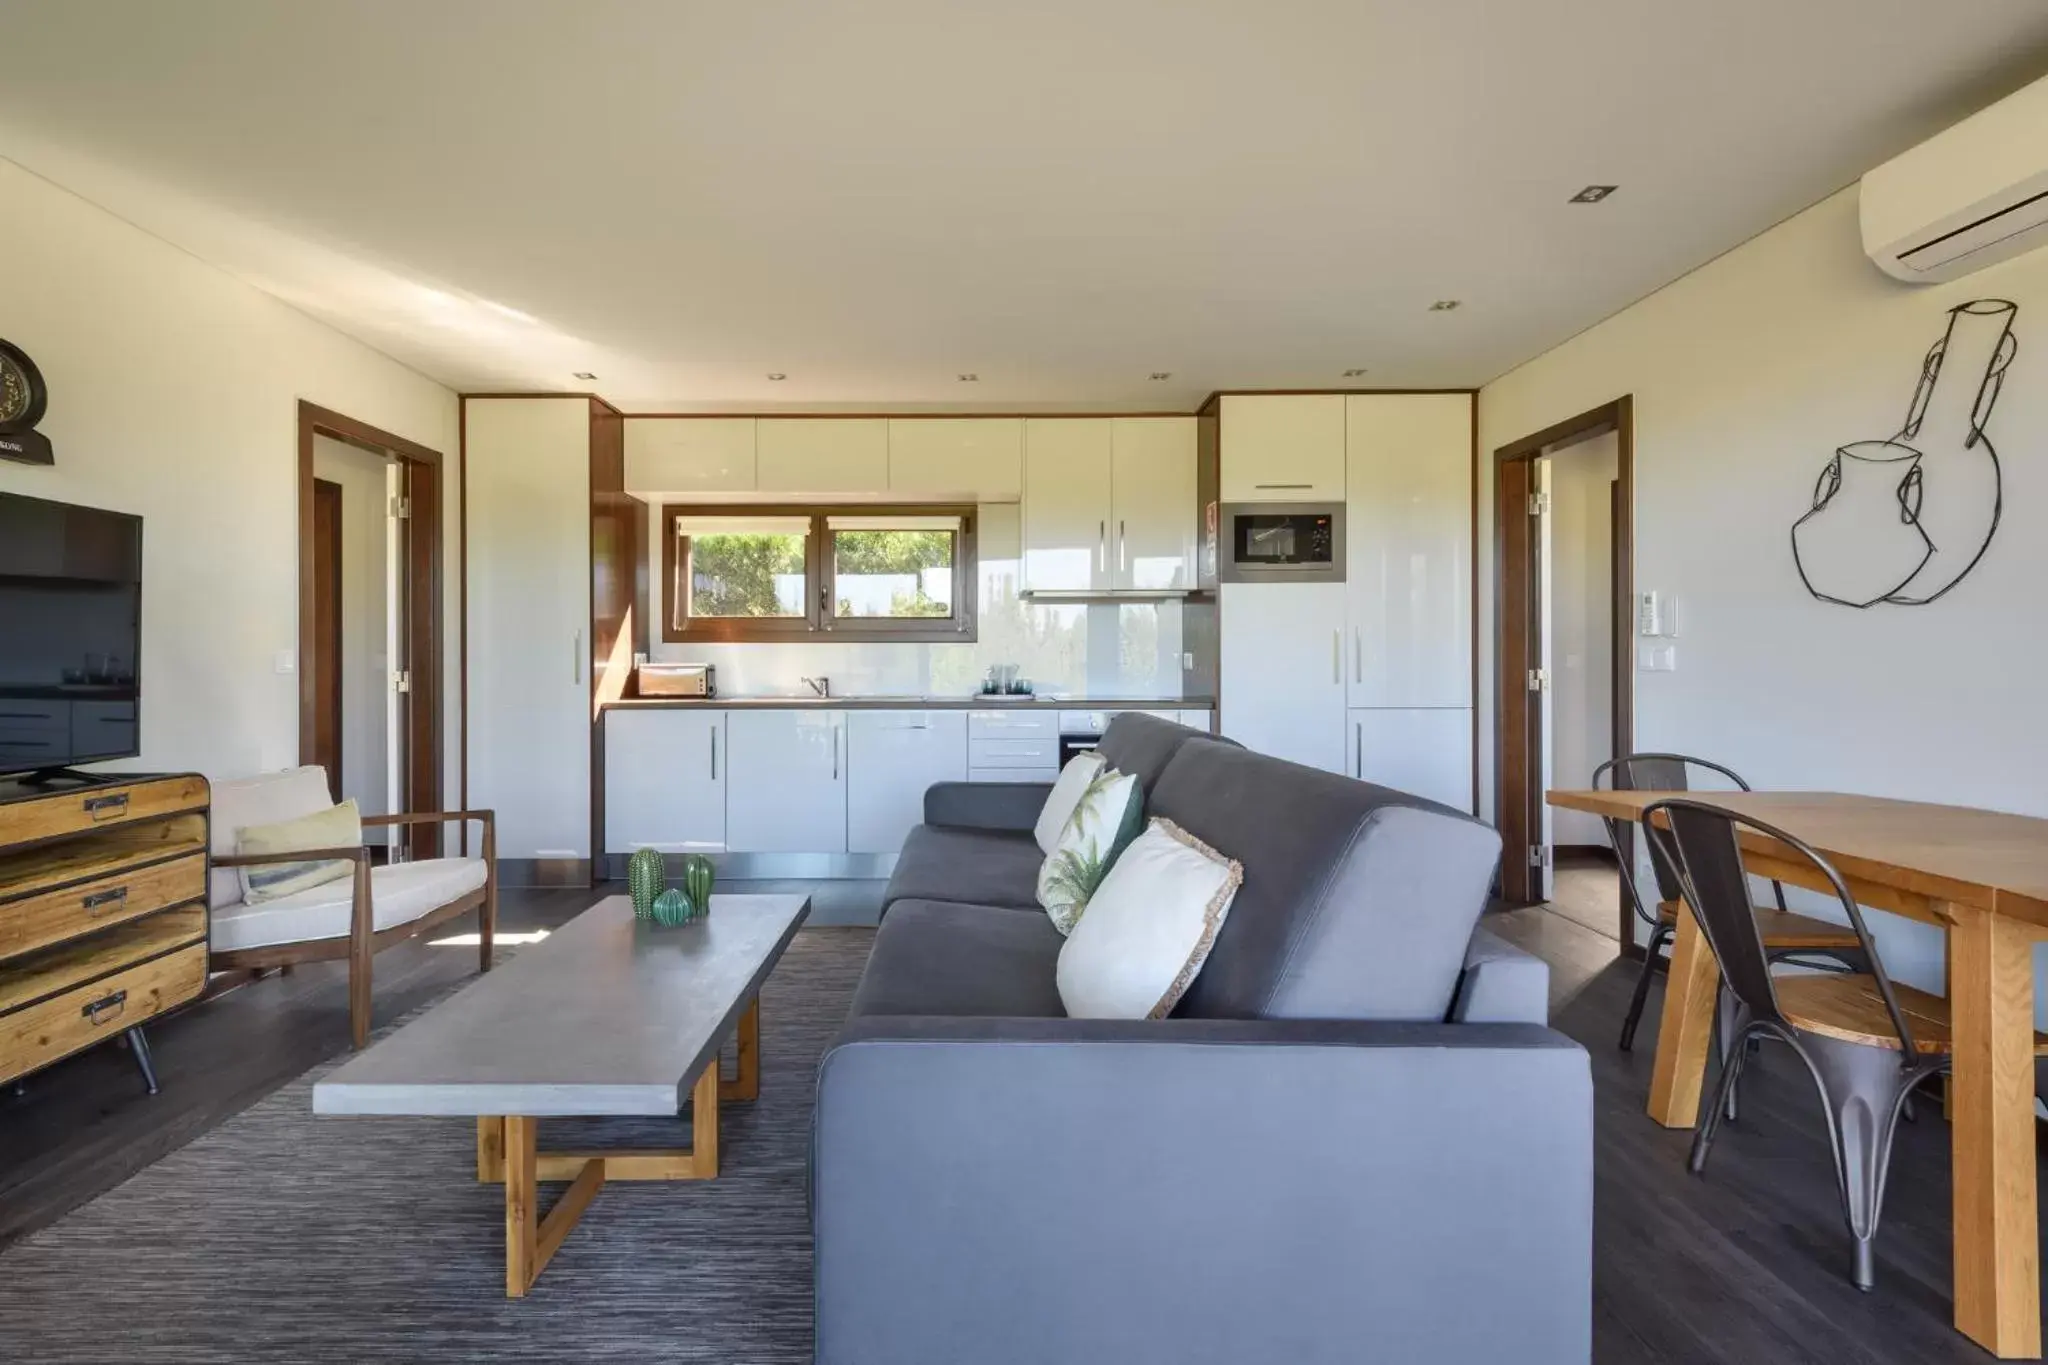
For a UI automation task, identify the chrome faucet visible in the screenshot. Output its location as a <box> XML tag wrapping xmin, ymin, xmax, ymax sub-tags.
<box><xmin>801</xmin><ymin>676</ymin><xmax>831</xmax><ymax>698</ymax></box>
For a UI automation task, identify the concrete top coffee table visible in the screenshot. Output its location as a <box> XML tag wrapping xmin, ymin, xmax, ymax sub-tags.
<box><xmin>313</xmin><ymin>892</ymin><xmax>809</xmax><ymax>1296</ymax></box>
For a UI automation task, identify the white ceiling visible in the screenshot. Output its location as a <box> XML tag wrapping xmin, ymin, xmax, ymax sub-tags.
<box><xmin>1</xmin><ymin>0</ymin><xmax>2045</xmax><ymax>410</ymax></box>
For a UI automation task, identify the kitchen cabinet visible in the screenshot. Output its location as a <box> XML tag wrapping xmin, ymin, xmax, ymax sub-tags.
<box><xmin>967</xmin><ymin>709</ymin><xmax>1060</xmax><ymax>782</ymax></box>
<box><xmin>756</xmin><ymin>418</ymin><xmax>889</xmax><ymax>494</ymax></box>
<box><xmin>624</xmin><ymin>417</ymin><xmax>756</xmax><ymax>492</ymax></box>
<box><xmin>726</xmin><ymin>709</ymin><xmax>847</xmax><ymax>853</ymax></box>
<box><xmin>1110</xmin><ymin>418</ymin><xmax>1197</xmax><ymax>591</ymax></box>
<box><xmin>1218</xmin><ymin>581</ymin><xmax>1349</xmax><ymax>774</ymax></box>
<box><xmin>888</xmin><ymin>418</ymin><xmax>1023</xmax><ymax>501</ymax></box>
<box><xmin>1219</xmin><ymin>395</ymin><xmax>1346</xmax><ymax>502</ymax></box>
<box><xmin>1351</xmin><ymin>707</ymin><xmax>1474</xmax><ymax>813</ymax></box>
<box><xmin>605</xmin><ymin>709</ymin><xmax>726</xmax><ymax>853</ymax></box>
<box><xmin>846</xmin><ymin>710</ymin><xmax>968</xmax><ymax>853</ymax></box>
<box><xmin>1346</xmin><ymin>394</ymin><xmax>1472</xmax><ymax>708</ymax></box>
<box><xmin>1021</xmin><ymin>418</ymin><xmax>1115</xmax><ymax>592</ymax></box>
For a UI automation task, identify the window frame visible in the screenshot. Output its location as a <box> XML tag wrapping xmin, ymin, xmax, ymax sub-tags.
<box><xmin>661</xmin><ymin>502</ymin><xmax>977</xmax><ymax>644</ymax></box>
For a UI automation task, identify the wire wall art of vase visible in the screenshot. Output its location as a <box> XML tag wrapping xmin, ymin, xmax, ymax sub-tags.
<box><xmin>1792</xmin><ymin>298</ymin><xmax>2017</xmax><ymax>608</ymax></box>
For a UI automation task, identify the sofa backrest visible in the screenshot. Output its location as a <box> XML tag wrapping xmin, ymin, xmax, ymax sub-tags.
<box><xmin>1148</xmin><ymin>740</ymin><xmax>1502</xmax><ymax>1021</ymax></box>
<box><xmin>1095</xmin><ymin>712</ymin><xmax>1230</xmax><ymax>796</ymax></box>
<box><xmin>208</xmin><ymin>765</ymin><xmax>337</xmax><ymax>908</ymax></box>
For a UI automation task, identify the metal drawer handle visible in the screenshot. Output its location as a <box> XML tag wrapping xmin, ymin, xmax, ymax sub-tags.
<box><xmin>84</xmin><ymin>793</ymin><xmax>129</xmax><ymax>821</ymax></box>
<box><xmin>83</xmin><ymin>990</ymin><xmax>128</xmax><ymax>1026</ymax></box>
<box><xmin>82</xmin><ymin>886</ymin><xmax>129</xmax><ymax>914</ymax></box>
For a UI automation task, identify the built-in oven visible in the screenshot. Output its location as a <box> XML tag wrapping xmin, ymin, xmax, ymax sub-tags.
<box><xmin>1058</xmin><ymin>710</ymin><xmax>1109</xmax><ymax>767</ymax></box>
<box><xmin>1219</xmin><ymin>503</ymin><xmax>1345</xmax><ymax>582</ymax></box>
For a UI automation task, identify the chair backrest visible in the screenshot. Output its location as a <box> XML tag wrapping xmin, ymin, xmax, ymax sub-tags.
<box><xmin>1642</xmin><ymin>797</ymin><xmax>1921</xmax><ymax>1053</ymax></box>
<box><xmin>207</xmin><ymin>765</ymin><xmax>339</xmax><ymax>909</ymax></box>
<box><xmin>1591</xmin><ymin>753</ymin><xmax>1751</xmax><ymax>924</ymax></box>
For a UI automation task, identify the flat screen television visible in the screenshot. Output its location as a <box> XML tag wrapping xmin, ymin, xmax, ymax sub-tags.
<box><xmin>0</xmin><ymin>491</ymin><xmax>143</xmax><ymax>781</ymax></box>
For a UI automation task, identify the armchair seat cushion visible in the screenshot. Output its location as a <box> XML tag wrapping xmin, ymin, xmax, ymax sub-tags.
<box><xmin>211</xmin><ymin>856</ymin><xmax>487</xmax><ymax>954</ymax></box>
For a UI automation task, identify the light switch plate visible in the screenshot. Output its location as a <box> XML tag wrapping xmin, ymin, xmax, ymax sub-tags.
<box><xmin>1181</xmin><ymin>652</ymin><xmax>1195</xmax><ymax>670</ymax></box>
<box><xmin>1636</xmin><ymin>643</ymin><xmax>1677</xmax><ymax>672</ymax></box>
<box><xmin>274</xmin><ymin>649</ymin><xmax>296</xmax><ymax>675</ymax></box>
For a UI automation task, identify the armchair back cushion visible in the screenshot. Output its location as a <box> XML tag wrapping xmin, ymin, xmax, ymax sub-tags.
<box><xmin>209</xmin><ymin>765</ymin><xmax>338</xmax><ymax>909</ymax></box>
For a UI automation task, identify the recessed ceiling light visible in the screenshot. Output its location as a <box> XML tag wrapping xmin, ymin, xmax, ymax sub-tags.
<box><xmin>1428</xmin><ymin>300</ymin><xmax>1462</xmax><ymax>312</ymax></box>
<box><xmin>1570</xmin><ymin>185</ymin><xmax>1618</xmax><ymax>204</ymax></box>
<box><xmin>1149</xmin><ymin>372</ymin><xmax>1172</xmax><ymax>381</ymax></box>
<box><xmin>1342</xmin><ymin>368</ymin><xmax>1369</xmax><ymax>378</ymax></box>
<box><xmin>767</xmin><ymin>372</ymin><xmax>787</xmax><ymax>381</ymax></box>
<box><xmin>572</xmin><ymin>371</ymin><xmax>598</xmax><ymax>380</ymax></box>
<box><xmin>957</xmin><ymin>373</ymin><xmax>979</xmax><ymax>382</ymax></box>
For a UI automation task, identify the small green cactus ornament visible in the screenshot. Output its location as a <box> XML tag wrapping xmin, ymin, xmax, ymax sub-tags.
<box><xmin>681</xmin><ymin>853</ymin><xmax>716</xmax><ymax>917</ymax></box>
<box><xmin>651</xmin><ymin>887</ymin><xmax>693</xmax><ymax>927</ymax></box>
<box><xmin>627</xmin><ymin>848</ymin><xmax>665</xmax><ymax>920</ymax></box>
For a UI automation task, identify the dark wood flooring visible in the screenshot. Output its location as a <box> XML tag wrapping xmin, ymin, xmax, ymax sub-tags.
<box><xmin>3</xmin><ymin>881</ymin><xmax>2039</xmax><ymax>1363</ymax></box>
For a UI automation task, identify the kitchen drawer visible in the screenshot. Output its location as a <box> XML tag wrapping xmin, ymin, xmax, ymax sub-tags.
<box><xmin>0</xmin><ymin>941</ymin><xmax>206</xmax><ymax>1085</ymax></box>
<box><xmin>967</xmin><ymin>710</ymin><xmax>1059</xmax><ymax>740</ymax></box>
<box><xmin>969</xmin><ymin>766</ymin><xmax>1059</xmax><ymax>785</ymax></box>
<box><xmin>0</xmin><ymin>774</ymin><xmax>208</xmax><ymax>848</ymax></box>
<box><xmin>968</xmin><ymin>736</ymin><xmax>1060</xmax><ymax>768</ymax></box>
<box><xmin>0</xmin><ymin>851</ymin><xmax>206</xmax><ymax>960</ymax></box>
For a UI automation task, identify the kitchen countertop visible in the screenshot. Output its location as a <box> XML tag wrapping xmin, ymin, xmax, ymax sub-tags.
<box><xmin>605</xmin><ymin>695</ymin><xmax>1213</xmax><ymax>712</ymax></box>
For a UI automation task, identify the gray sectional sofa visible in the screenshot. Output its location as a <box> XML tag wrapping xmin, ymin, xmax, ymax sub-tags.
<box><xmin>814</xmin><ymin>713</ymin><xmax>1592</xmax><ymax>1365</ymax></box>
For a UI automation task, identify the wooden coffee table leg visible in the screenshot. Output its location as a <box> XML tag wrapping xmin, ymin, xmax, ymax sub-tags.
<box><xmin>477</xmin><ymin>1116</ymin><xmax>504</xmax><ymax>1181</ymax></box>
<box><xmin>721</xmin><ymin>996</ymin><xmax>760</xmax><ymax>1103</ymax></box>
<box><xmin>501</xmin><ymin>1114</ymin><xmax>607</xmax><ymax>1298</ymax></box>
<box><xmin>691</xmin><ymin>1056</ymin><xmax>719</xmax><ymax>1177</ymax></box>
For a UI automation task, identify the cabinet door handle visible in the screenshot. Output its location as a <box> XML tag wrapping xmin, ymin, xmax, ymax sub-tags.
<box><xmin>709</xmin><ymin>729</ymin><xmax>718</xmax><ymax>781</ymax></box>
<box><xmin>83</xmin><ymin>989</ymin><xmax>128</xmax><ymax>1026</ymax></box>
<box><xmin>1332</xmin><ymin>630</ymin><xmax>1341</xmax><ymax>684</ymax></box>
<box><xmin>572</xmin><ymin>630</ymin><xmax>583</xmax><ymax>685</ymax></box>
<box><xmin>1355</xmin><ymin>720</ymin><xmax>1363</xmax><ymax>778</ymax></box>
<box><xmin>1118</xmin><ymin>520</ymin><xmax>1126</xmax><ymax>572</ymax></box>
<box><xmin>833</xmin><ymin>725</ymin><xmax>840</xmax><ymax>780</ymax></box>
<box><xmin>1098</xmin><ymin>520</ymin><xmax>1106</xmax><ymax>573</ymax></box>
<box><xmin>83</xmin><ymin>886</ymin><xmax>129</xmax><ymax>915</ymax></box>
<box><xmin>1354</xmin><ymin>628</ymin><xmax>1363</xmax><ymax>684</ymax></box>
<box><xmin>84</xmin><ymin>793</ymin><xmax>129</xmax><ymax>821</ymax></box>
<box><xmin>1256</xmin><ymin>482</ymin><xmax>1313</xmax><ymax>490</ymax></box>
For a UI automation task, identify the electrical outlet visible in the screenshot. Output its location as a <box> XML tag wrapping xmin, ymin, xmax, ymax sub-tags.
<box><xmin>1181</xmin><ymin>652</ymin><xmax>1195</xmax><ymax>670</ymax></box>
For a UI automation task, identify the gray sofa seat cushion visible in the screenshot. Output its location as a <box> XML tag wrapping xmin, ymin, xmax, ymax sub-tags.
<box><xmin>881</xmin><ymin>824</ymin><xmax>1044</xmax><ymax>915</ymax></box>
<box><xmin>1094</xmin><ymin>711</ymin><xmax>1221</xmax><ymax>795</ymax></box>
<box><xmin>847</xmin><ymin>900</ymin><xmax>1067</xmax><ymax>1020</ymax></box>
<box><xmin>1149</xmin><ymin>741</ymin><xmax>1503</xmax><ymax>1021</ymax></box>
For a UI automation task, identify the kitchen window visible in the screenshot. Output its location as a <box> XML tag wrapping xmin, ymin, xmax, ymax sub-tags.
<box><xmin>663</xmin><ymin>504</ymin><xmax>976</xmax><ymax>643</ymax></box>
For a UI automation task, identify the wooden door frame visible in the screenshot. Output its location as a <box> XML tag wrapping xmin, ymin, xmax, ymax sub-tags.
<box><xmin>298</xmin><ymin>401</ymin><xmax>445</xmax><ymax>849</ymax></box>
<box><xmin>311</xmin><ymin>478</ymin><xmax>345</xmax><ymax>804</ymax></box>
<box><xmin>1492</xmin><ymin>395</ymin><xmax>1635</xmax><ymax>931</ymax></box>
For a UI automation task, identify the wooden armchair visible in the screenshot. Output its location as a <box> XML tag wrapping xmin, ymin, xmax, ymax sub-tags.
<box><xmin>206</xmin><ymin>766</ymin><xmax>496</xmax><ymax>1048</ymax></box>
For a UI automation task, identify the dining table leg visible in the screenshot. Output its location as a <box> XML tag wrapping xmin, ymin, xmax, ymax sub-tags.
<box><xmin>1948</xmin><ymin>902</ymin><xmax>2042</xmax><ymax>1359</ymax></box>
<box><xmin>1646</xmin><ymin>897</ymin><xmax>1720</xmax><ymax>1129</ymax></box>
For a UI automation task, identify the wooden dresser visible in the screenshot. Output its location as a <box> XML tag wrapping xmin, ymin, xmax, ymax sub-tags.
<box><xmin>0</xmin><ymin>774</ymin><xmax>211</xmax><ymax>1094</ymax></box>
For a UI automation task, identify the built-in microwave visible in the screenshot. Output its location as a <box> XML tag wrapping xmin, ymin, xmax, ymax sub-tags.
<box><xmin>1218</xmin><ymin>503</ymin><xmax>1345</xmax><ymax>582</ymax></box>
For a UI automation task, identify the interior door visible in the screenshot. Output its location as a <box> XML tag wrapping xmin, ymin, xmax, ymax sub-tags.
<box><xmin>1535</xmin><ymin>456</ymin><xmax>1556</xmax><ymax>901</ymax></box>
<box><xmin>311</xmin><ymin>479</ymin><xmax>344</xmax><ymax>804</ymax></box>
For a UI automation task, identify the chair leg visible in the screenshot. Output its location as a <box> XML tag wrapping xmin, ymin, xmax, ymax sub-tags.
<box><xmin>1717</xmin><ymin>988</ymin><xmax>1745</xmax><ymax>1123</ymax></box>
<box><xmin>1689</xmin><ymin>1025</ymin><xmax>1749</xmax><ymax>1176</ymax></box>
<box><xmin>348</xmin><ymin>944</ymin><xmax>373</xmax><ymax>1050</ymax></box>
<box><xmin>1792</xmin><ymin>1033</ymin><xmax>1928</xmax><ymax>1292</ymax></box>
<box><xmin>1620</xmin><ymin>923</ymin><xmax>1673</xmax><ymax>1052</ymax></box>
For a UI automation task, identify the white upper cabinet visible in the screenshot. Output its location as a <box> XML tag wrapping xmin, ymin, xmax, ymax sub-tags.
<box><xmin>1110</xmin><ymin>418</ymin><xmax>1196</xmax><ymax>591</ymax></box>
<box><xmin>888</xmin><ymin>418</ymin><xmax>1023</xmax><ymax>501</ymax></box>
<box><xmin>604</xmin><ymin>709</ymin><xmax>726</xmax><ymax>854</ymax></box>
<box><xmin>1022</xmin><ymin>418</ymin><xmax>1115</xmax><ymax>592</ymax></box>
<box><xmin>756</xmin><ymin>418</ymin><xmax>889</xmax><ymax>494</ymax></box>
<box><xmin>1219</xmin><ymin>395</ymin><xmax>1346</xmax><ymax>502</ymax></box>
<box><xmin>725</xmin><ymin>709</ymin><xmax>848</xmax><ymax>853</ymax></box>
<box><xmin>1345</xmin><ymin>394</ymin><xmax>1472</xmax><ymax>709</ymax></box>
<box><xmin>846</xmin><ymin>710</ymin><xmax>968</xmax><ymax>854</ymax></box>
<box><xmin>624</xmin><ymin>418</ymin><xmax>756</xmax><ymax>492</ymax></box>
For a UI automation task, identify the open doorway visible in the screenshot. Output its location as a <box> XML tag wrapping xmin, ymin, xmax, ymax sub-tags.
<box><xmin>297</xmin><ymin>402</ymin><xmax>443</xmax><ymax>857</ymax></box>
<box><xmin>1494</xmin><ymin>397</ymin><xmax>1635</xmax><ymax>944</ymax></box>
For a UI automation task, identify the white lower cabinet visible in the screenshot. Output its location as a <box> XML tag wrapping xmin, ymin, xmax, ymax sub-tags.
<box><xmin>1350</xmin><ymin>708</ymin><xmax>1474</xmax><ymax>813</ymax></box>
<box><xmin>605</xmin><ymin>709</ymin><xmax>727</xmax><ymax>853</ymax></box>
<box><xmin>726</xmin><ymin>710</ymin><xmax>847</xmax><ymax>853</ymax></box>
<box><xmin>847</xmin><ymin>711</ymin><xmax>968</xmax><ymax>854</ymax></box>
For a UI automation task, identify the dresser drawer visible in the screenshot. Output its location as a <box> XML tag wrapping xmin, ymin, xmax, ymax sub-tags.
<box><xmin>0</xmin><ymin>942</ymin><xmax>206</xmax><ymax>1085</ymax></box>
<box><xmin>0</xmin><ymin>852</ymin><xmax>207</xmax><ymax>959</ymax></box>
<box><xmin>0</xmin><ymin>775</ymin><xmax>208</xmax><ymax>847</ymax></box>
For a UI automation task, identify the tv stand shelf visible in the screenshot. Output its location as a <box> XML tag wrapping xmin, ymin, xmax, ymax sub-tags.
<box><xmin>0</xmin><ymin>774</ymin><xmax>211</xmax><ymax>1094</ymax></box>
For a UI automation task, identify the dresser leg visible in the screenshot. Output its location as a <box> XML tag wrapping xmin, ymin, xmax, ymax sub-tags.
<box><xmin>126</xmin><ymin>1026</ymin><xmax>159</xmax><ymax>1096</ymax></box>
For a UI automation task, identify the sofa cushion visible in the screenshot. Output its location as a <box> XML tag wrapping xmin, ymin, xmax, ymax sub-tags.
<box><xmin>1149</xmin><ymin>741</ymin><xmax>1502</xmax><ymax>1021</ymax></box>
<box><xmin>1094</xmin><ymin>711</ymin><xmax>1222</xmax><ymax>795</ymax></box>
<box><xmin>881</xmin><ymin>824</ymin><xmax>1044</xmax><ymax>914</ymax></box>
<box><xmin>847</xmin><ymin>899</ymin><xmax>1066</xmax><ymax>1020</ymax></box>
<box><xmin>211</xmin><ymin>856</ymin><xmax>487</xmax><ymax>953</ymax></box>
<box><xmin>1033</xmin><ymin>751</ymin><xmax>1105</xmax><ymax>854</ymax></box>
<box><xmin>208</xmin><ymin>765</ymin><xmax>337</xmax><ymax>909</ymax></box>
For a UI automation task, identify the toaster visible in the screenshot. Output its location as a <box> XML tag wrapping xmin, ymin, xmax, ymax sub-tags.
<box><xmin>637</xmin><ymin>663</ymin><xmax>716</xmax><ymax>697</ymax></box>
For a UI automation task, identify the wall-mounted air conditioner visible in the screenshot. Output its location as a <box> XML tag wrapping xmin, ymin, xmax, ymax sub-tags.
<box><xmin>1861</xmin><ymin>73</ymin><xmax>2048</xmax><ymax>284</ymax></box>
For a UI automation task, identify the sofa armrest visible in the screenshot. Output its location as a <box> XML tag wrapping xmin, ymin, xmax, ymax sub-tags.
<box><xmin>1450</xmin><ymin>924</ymin><xmax>1551</xmax><ymax>1025</ymax></box>
<box><xmin>921</xmin><ymin>781</ymin><xmax>1052</xmax><ymax>832</ymax></box>
<box><xmin>815</xmin><ymin>1017</ymin><xmax>1591</xmax><ymax>1365</ymax></box>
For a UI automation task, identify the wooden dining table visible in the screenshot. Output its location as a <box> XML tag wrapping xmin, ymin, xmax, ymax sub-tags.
<box><xmin>1547</xmin><ymin>788</ymin><xmax>2048</xmax><ymax>1359</ymax></box>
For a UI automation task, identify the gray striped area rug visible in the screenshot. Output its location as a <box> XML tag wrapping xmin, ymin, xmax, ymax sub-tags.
<box><xmin>0</xmin><ymin>926</ymin><xmax>876</xmax><ymax>1364</ymax></box>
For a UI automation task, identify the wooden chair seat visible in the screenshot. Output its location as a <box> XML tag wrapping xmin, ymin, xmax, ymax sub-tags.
<box><xmin>1655</xmin><ymin>900</ymin><xmax>1860</xmax><ymax>950</ymax></box>
<box><xmin>1775</xmin><ymin>973</ymin><xmax>2048</xmax><ymax>1055</ymax></box>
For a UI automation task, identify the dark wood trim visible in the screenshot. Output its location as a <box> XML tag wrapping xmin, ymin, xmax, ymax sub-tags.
<box><xmin>658</xmin><ymin>502</ymin><xmax>978</xmax><ymax>646</ymax></box>
<box><xmin>1468</xmin><ymin>391</ymin><xmax>1481</xmax><ymax>815</ymax></box>
<box><xmin>460</xmin><ymin>390</ymin><xmax>619</xmax><ymax>417</ymax></box>
<box><xmin>588</xmin><ymin>401</ymin><xmax>630</xmax><ymax>873</ymax></box>
<box><xmin>311</xmin><ymin>479</ymin><xmax>343</xmax><ymax>804</ymax></box>
<box><xmin>1491</xmin><ymin>395</ymin><xmax>1635</xmax><ymax>911</ymax></box>
<box><xmin>457</xmin><ymin>397</ymin><xmax>469</xmax><ymax>857</ymax></box>
<box><xmin>622</xmin><ymin>409</ymin><xmax>1193</xmax><ymax>420</ymax></box>
<box><xmin>300</xmin><ymin>401</ymin><xmax>441</xmax><ymax>466</ymax></box>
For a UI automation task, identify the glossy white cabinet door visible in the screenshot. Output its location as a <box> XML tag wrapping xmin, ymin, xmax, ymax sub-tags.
<box><xmin>464</xmin><ymin>398</ymin><xmax>591</xmax><ymax>858</ymax></box>
<box><xmin>1219</xmin><ymin>395</ymin><xmax>1346</xmax><ymax>502</ymax></box>
<box><xmin>888</xmin><ymin>419</ymin><xmax>1023</xmax><ymax>501</ymax></box>
<box><xmin>1022</xmin><ymin>418</ymin><xmax>1114</xmax><ymax>592</ymax></box>
<box><xmin>1218</xmin><ymin>581</ymin><xmax>1348</xmax><ymax>773</ymax></box>
<box><xmin>756</xmin><ymin>418</ymin><xmax>889</xmax><ymax>493</ymax></box>
<box><xmin>725</xmin><ymin>709</ymin><xmax>847</xmax><ymax>853</ymax></box>
<box><xmin>604</xmin><ymin>709</ymin><xmax>726</xmax><ymax>853</ymax></box>
<box><xmin>1110</xmin><ymin>417</ymin><xmax>1197</xmax><ymax>590</ymax></box>
<box><xmin>1351</xmin><ymin>707</ymin><xmax>1474</xmax><ymax>813</ymax></box>
<box><xmin>846</xmin><ymin>710</ymin><xmax>968</xmax><ymax>854</ymax></box>
<box><xmin>624</xmin><ymin>418</ymin><xmax>756</xmax><ymax>492</ymax></box>
<box><xmin>1346</xmin><ymin>394</ymin><xmax>1473</xmax><ymax>708</ymax></box>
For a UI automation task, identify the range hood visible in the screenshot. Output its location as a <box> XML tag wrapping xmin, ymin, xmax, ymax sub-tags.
<box><xmin>1018</xmin><ymin>588</ymin><xmax>1196</xmax><ymax>603</ymax></box>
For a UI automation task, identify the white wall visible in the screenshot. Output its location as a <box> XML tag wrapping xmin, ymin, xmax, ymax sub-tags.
<box><xmin>311</xmin><ymin>434</ymin><xmax>392</xmax><ymax>821</ymax></box>
<box><xmin>1546</xmin><ymin>433</ymin><xmax>1617</xmax><ymax>847</ymax></box>
<box><xmin>1478</xmin><ymin>184</ymin><xmax>2048</xmax><ymax>1008</ymax></box>
<box><xmin>0</xmin><ymin>157</ymin><xmax>460</xmax><ymax>788</ymax></box>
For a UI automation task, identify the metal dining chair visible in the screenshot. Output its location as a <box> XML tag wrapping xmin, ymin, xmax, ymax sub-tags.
<box><xmin>1644</xmin><ymin>798</ymin><xmax>2048</xmax><ymax>1291</ymax></box>
<box><xmin>1593</xmin><ymin>753</ymin><xmax>1864</xmax><ymax>1055</ymax></box>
